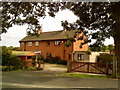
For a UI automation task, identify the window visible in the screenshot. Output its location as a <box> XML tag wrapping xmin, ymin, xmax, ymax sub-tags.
<box><xmin>46</xmin><ymin>53</ymin><xmax>52</xmax><ymax>57</ymax></box>
<box><xmin>28</xmin><ymin>42</ymin><xmax>32</xmax><ymax>46</ymax></box>
<box><xmin>46</xmin><ymin>41</ymin><xmax>50</xmax><ymax>46</ymax></box>
<box><xmin>21</xmin><ymin>42</ymin><xmax>24</xmax><ymax>47</ymax></box>
<box><xmin>21</xmin><ymin>42</ymin><xmax>24</xmax><ymax>45</ymax></box>
<box><xmin>78</xmin><ymin>54</ymin><xmax>84</xmax><ymax>60</ymax></box>
<box><xmin>55</xmin><ymin>41</ymin><xmax>60</xmax><ymax>45</ymax></box>
<box><xmin>35</xmin><ymin>42</ymin><xmax>39</xmax><ymax>46</ymax></box>
<box><xmin>27</xmin><ymin>56</ymin><xmax>32</xmax><ymax>59</ymax></box>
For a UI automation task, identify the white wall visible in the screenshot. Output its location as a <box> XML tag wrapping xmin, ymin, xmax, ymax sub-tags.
<box><xmin>89</xmin><ymin>52</ymin><xmax>110</xmax><ymax>62</ymax></box>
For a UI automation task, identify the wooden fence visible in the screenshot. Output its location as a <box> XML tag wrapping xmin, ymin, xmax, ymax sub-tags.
<box><xmin>68</xmin><ymin>62</ymin><xmax>113</xmax><ymax>75</ymax></box>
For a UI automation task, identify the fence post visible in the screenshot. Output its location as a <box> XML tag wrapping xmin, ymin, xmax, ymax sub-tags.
<box><xmin>112</xmin><ymin>56</ymin><xmax>117</xmax><ymax>78</ymax></box>
<box><xmin>117</xmin><ymin>56</ymin><xmax>120</xmax><ymax>78</ymax></box>
<box><xmin>87</xmin><ymin>62</ymin><xmax>89</xmax><ymax>73</ymax></box>
<box><xmin>106</xmin><ymin>63</ymin><xmax>109</xmax><ymax>75</ymax></box>
<box><xmin>67</xmin><ymin>61</ymin><xmax>72</xmax><ymax>73</ymax></box>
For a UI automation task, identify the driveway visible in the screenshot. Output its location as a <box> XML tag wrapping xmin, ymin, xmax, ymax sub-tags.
<box><xmin>2</xmin><ymin>63</ymin><xmax>119</xmax><ymax>89</ymax></box>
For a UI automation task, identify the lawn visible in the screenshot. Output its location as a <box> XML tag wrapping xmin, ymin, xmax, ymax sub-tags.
<box><xmin>58</xmin><ymin>72</ymin><xmax>113</xmax><ymax>79</ymax></box>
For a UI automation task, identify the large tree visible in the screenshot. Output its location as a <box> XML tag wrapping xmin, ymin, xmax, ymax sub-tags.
<box><xmin>1</xmin><ymin>2</ymin><xmax>120</xmax><ymax>77</ymax></box>
<box><xmin>64</xmin><ymin>2</ymin><xmax>120</xmax><ymax>77</ymax></box>
<box><xmin>1</xmin><ymin>2</ymin><xmax>60</xmax><ymax>34</ymax></box>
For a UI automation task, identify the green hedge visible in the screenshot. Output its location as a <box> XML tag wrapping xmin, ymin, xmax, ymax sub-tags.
<box><xmin>43</xmin><ymin>57</ymin><xmax>67</xmax><ymax>65</ymax></box>
<box><xmin>2</xmin><ymin>66</ymin><xmax>42</xmax><ymax>71</ymax></box>
<box><xmin>97</xmin><ymin>53</ymin><xmax>113</xmax><ymax>64</ymax></box>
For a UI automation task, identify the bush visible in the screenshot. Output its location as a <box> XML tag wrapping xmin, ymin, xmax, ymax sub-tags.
<box><xmin>23</xmin><ymin>67</ymin><xmax>38</xmax><ymax>71</ymax></box>
<box><xmin>2</xmin><ymin>46</ymin><xmax>28</xmax><ymax>71</ymax></box>
<box><xmin>2</xmin><ymin>66</ymin><xmax>43</xmax><ymax>71</ymax></box>
<box><xmin>97</xmin><ymin>53</ymin><xmax>113</xmax><ymax>64</ymax></box>
<box><xmin>43</xmin><ymin>56</ymin><xmax>67</xmax><ymax>65</ymax></box>
<box><xmin>2</xmin><ymin>66</ymin><xmax>14</xmax><ymax>71</ymax></box>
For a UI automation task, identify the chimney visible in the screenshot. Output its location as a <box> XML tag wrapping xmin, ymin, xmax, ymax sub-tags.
<box><xmin>63</xmin><ymin>26</ymin><xmax>67</xmax><ymax>31</ymax></box>
<box><xmin>38</xmin><ymin>29</ymin><xmax>42</xmax><ymax>34</ymax></box>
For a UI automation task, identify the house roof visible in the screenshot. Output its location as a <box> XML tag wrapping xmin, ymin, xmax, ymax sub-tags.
<box><xmin>20</xmin><ymin>30</ymin><xmax>76</xmax><ymax>42</ymax></box>
<box><xmin>12</xmin><ymin>51</ymin><xmax>36</xmax><ymax>56</ymax></box>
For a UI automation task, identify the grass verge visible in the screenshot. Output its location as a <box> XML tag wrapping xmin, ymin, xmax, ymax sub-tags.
<box><xmin>58</xmin><ymin>73</ymin><xmax>113</xmax><ymax>79</ymax></box>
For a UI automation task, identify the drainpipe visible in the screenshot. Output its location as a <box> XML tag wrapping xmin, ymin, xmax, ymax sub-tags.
<box><xmin>72</xmin><ymin>51</ymin><xmax>75</xmax><ymax>62</ymax></box>
<box><xmin>63</xmin><ymin>40</ymin><xmax>66</xmax><ymax>60</ymax></box>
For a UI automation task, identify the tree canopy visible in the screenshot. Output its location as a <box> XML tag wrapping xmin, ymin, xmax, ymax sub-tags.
<box><xmin>1</xmin><ymin>2</ymin><xmax>119</xmax><ymax>50</ymax></box>
<box><xmin>1</xmin><ymin>2</ymin><xmax>62</xmax><ymax>34</ymax></box>
<box><xmin>89</xmin><ymin>44</ymin><xmax>114</xmax><ymax>52</ymax></box>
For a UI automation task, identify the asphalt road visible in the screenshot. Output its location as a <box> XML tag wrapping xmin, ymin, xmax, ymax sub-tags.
<box><xmin>1</xmin><ymin>64</ymin><xmax>119</xmax><ymax>89</ymax></box>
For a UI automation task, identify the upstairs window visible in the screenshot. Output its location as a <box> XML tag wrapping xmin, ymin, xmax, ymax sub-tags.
<box><xmin>21</xmin><ymin>42</ymin><xmax>24</xmax><ymax>46</ymax></box>
<box><xmin>28</xmin><ymin>42</ymin><xmax>32</xmax><ymax>46</ymax></box>
<box><xmin>78</xmin><ymin>54</ymin><xmax>84</xmax><ymax>60</ymax></box>
<box><xmin>46</xmin><ymin>41</ymin><xmax>50</xmax><ymax>46</ymax></box>
<box><xmin>35</xmin><ymin>42</ymin><xmax>39</xmax><ymax>46</ymax></box>
<box><xmin>55</xmin><ymin>41</ymin><xmax>60</xmax><ymax>45</ymax></box>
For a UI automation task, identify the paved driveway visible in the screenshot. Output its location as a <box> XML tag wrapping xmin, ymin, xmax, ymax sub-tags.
<box><xmin>44</xmin><ymin>63</ymin><xmax>67</xmax><ymax>72</ymax></box>
<box><xmin>2</xmin><ymin>64</ymin><xmax>119</xmax><ymax>89</ymax></box>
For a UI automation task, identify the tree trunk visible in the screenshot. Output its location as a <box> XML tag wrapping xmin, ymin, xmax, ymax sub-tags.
<box><xmin>112</xmin><ymin>2</ymin><xmax>120</xmax><ymax>78</ymax></box>
<box><xmin>113</xmin><ymin>31</ymin><xmax>120</xmax><ymax>78</ymax></box>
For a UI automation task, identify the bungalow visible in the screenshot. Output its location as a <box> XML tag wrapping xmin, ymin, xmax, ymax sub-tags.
<box><xmin>19</xmin><ymin>30</ymin><xmax>88</xmax><ymax>61</ymax></box>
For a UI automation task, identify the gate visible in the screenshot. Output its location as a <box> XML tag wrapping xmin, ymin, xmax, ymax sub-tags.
<box><xmin>68</xmin><ymin>62</ymin><xmax>113</xmax><ymax>75</ymax></box>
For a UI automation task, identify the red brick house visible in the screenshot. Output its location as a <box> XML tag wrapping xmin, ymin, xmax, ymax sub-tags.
<box><xmin>19</xmin><ymin>30</ymin><xmax>88</xmax><ymax>61</ymax></box>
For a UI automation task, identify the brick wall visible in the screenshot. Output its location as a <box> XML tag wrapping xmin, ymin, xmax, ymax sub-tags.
<box><xmin>73</xmin><ymin>32</ymin><xmax>88</xmax><ymax>51</ymax></box>
<box><xmin>20</xmin><ymin>40</ymin><xmax>73</xmax><ymax>61</ymax></box>
<box><xmin>20</xmin><ymin>32</ymin><xmax>88</xmax><ymax>61</ymax></box>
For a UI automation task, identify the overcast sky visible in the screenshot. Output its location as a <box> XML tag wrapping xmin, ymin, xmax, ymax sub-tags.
<box><xmin>0</xmin><ymin>9</ymin><xmax>114</xmax><ymax>47</ymax></box>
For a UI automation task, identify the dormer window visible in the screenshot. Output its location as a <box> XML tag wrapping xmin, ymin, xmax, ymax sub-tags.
<box><xmin>55</xmin><ymin>41</ymin><xmax>60</xmax><ymax>45</ymax></box>
<box><xmin>28</xmin><ymin>42</ymin><xmax>32</xmax><ymax>46</ymax></box>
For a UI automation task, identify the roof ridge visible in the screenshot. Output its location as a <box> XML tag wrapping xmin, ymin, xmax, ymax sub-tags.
<box><xmin>20</xmin><ymin>30</ymin><xmax>76</xmax><ymax>42</ymax></box>
<box><xmin>42</xmin><ymin>30</ymin><xmax>64</xmax><ymax>33</ymax></box>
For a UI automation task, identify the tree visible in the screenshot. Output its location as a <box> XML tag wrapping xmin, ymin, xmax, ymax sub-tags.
<box><xmin>2</xmin><ymin>46</ymin><xmax>23</xmax><ymax>70</ymax></box>
<box><xmin>37</xmin><ymin>55</ymin><xmax>44</xmax><ymax>69</ymax></box>
<box><xmin>63</xmin><ymin>2</ymin><xmax>120</xmax><ymax>54</ymax></box>
<box><xmin>1</xmin><ymin>2</ymin><xmax>120</xmax><ymax>77</ymax></box>
<box><xmin>32</xmin><ymin>55</ymin><xmax>36</xmax><ymax>67</ymax></box>
<box><xmin>89</xmin><ymin>44</ymin><xmax>114</xmax><ymax>52</ymax></box>
<box><xmin>2</xmin><ymin>2</ymin><xmax>119</xmax><ymax>53</ymax></box>
<box><xmin>107</xmin><ymin>44</ymin><xmax>114</xmax><ymax>51</ymax></box>
<box><xmin>62</xmin><ymin>2</ymin><xmax>120</xmax><ymax>77</ymax></box>
<box><xmin>1</xmin><ymin>2</ymin><xmax>60</xmax><ymax>35</ymax></box>
<box><xmin>89</xmin><ymin>44</ymin><xmax>102</xmax><ymax>52</ymax></box>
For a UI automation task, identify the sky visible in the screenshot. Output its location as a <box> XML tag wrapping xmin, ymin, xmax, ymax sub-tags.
<box><xmin>0</xmin><ymin>9</ymin><xmax>114</xmax><ymax>47</ymax></box>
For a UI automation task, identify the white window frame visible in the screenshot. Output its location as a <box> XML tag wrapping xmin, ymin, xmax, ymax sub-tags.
<box><xmin>28</xmin><ymin>42</ymin><xmax>32</xmax><ymax>46</ymax></box>
<box><xmin>35</xmin><ymin>42</ymin><xmax>39</xmax><ymax>46</ymax></box>
<box><xmin>55</xmin><ymin>41</ymin><xmax>60</xmax><ymax>45</ymax></box>
<box><xmin>78</xmin><ymin>54</ymin><xmax>84</xmax><ymax>60</ymax></box>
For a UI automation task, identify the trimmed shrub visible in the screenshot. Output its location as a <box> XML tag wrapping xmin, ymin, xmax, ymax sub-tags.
<box><xmin>2</xmin><ymin>66</ymin><xmax>14</xmax><ymax>71</ymax></box>
<box><xmin>44</xmin><ymin>56</ymin><xmax>67</xmax><ymax>65</ymax></box>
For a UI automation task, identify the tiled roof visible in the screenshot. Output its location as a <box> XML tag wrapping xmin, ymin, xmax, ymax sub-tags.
<box><xmin>20</xmin><ymin>30</ymin><xmax>76</xmax><ymax>42</ymax></box>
